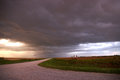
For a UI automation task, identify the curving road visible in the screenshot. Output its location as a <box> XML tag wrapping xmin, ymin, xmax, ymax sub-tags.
<box><xmin>0</xmin><ymin>58</ymin><xmax>120</xmax><ymax>80</ymax></box>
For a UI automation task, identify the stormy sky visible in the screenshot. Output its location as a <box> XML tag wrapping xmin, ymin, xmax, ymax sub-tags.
<box><xmin>0</xmin><ymin>0</ymin><xmax>120</xmax><ymax>57</ymax></box>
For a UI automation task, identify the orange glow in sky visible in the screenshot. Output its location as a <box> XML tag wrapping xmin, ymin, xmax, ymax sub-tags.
<box><xmin>0</xmin><ymin>39</ymin><xmax>25</xmax><ymax>47</ymax></box>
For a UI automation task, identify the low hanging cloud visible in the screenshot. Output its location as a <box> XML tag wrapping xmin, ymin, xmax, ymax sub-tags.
<box><xmin>0</xmin><ymin>0</ymin><xmax>120</xmax><ymax>46</ymax></box>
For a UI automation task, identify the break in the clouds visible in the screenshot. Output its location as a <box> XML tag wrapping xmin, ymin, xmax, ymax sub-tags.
<box><xmin>0</xmin><ymin>0</ymin><xmax>120</xmax><ymax>57</ymax></box>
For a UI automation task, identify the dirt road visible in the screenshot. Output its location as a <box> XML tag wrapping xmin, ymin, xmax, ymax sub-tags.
<box><xmin>0</xmin><ymin>58</ymin><xmax>119</xmax><ymax>80</ymax></box>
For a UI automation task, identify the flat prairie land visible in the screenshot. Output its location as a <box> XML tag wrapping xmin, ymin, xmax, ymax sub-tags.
<box><xmin>39</xmin><ymin>56</ymin><xmax>120</xmax><ymax>74</ymax></box>
<box><xmin>0</xmin><ymin>58</ymin><xmax>119</xmax><ymax>80</ymax></box>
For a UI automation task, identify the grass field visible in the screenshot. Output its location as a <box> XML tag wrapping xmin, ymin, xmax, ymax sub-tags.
<box><xmin>0</xmin><ymin>57</ymin><xmax>44</xmax><ymax>65</ymax></box>
<box><xmin>39</xmin><ymin>56</ymin><xmax>120</xmax><ymax>74</ymax></box>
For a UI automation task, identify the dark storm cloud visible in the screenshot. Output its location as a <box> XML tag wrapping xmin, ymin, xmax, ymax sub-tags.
<box><xmin>0</xmin><ymin>0</ymin><xmax>120</xmax><ymax>46</ymax></box>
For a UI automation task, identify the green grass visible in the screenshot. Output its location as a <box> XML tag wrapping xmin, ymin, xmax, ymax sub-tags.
<box><xmin>0</xmin><ymin>58</ymin><xmax>44</xmax><ymax>65</ymax></box>
<box><xmin>39</xmin><ymin>56</ymin><xmax>120</xmax><ymax>74</ymax></box>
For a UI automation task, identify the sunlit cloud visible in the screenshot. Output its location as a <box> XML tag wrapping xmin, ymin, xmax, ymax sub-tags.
<box><xmin>0</xmin><ymin>50</ymin><xmax>36</xmax><ymax>58</ymax></box>
<box><xmin>0</xmin><ymin>39</ymin><xmax>25</xmax><ymax>47</ymax></box>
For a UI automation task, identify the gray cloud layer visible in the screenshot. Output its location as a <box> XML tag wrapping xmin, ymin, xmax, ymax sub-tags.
<box><xmin>0</xmin><ymin>0</ymin><xmax>120</xmax><ymax>46</ymax></box>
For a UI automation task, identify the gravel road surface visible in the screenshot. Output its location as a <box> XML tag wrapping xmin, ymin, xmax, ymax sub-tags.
<box><xmin>0</xmin><ymin>58</ymin><xmax>120</xmax><ymax>80</ymax></box>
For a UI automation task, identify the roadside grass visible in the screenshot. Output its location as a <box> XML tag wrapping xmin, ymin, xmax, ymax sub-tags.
<box><xmin>39</xmin><ymin>56</ymin><xmax>120</xmax><ymax>74</ymax></box>
<box><xmin>0</xmin><ymin>57</ymin><xmax>44</xmax><ymax>65</ymax></box>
